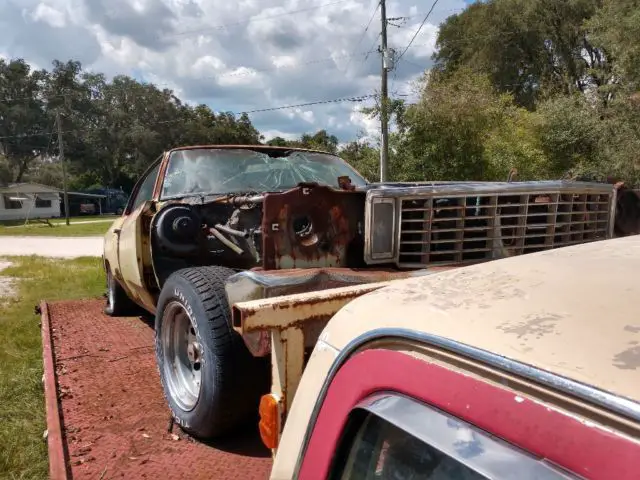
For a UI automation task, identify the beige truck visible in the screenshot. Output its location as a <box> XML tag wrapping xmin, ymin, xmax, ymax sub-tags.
<box><xmin>256</xmin><ymin>236</ymin><xmax>640</xmax><ymax>479</ymax></box>
<box><xmin>103</xmin><ymin>144</ymin><xmax>622</xmax><ymax>441</ymax></box>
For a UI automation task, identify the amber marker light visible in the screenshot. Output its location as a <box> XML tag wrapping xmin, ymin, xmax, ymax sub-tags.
<box><xmin>258</xmin><ymin>393</ymin><xmax>280</xmax><ymax>450</ymax></box>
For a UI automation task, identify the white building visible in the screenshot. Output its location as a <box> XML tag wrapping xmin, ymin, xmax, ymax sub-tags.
<box><xmin>0</xmin><ymin>183</ymin><xmax>61</xmax><ymax>221</ymax></box>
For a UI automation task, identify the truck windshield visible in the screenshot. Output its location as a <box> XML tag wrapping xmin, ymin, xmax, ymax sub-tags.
<box><xmin>160</xmin><ymin>148</ymin><xmax>368</xmax><ymax>199</ymax></box>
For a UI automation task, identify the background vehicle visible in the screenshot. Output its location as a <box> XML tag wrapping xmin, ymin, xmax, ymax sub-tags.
<box><xmin>85</xmin><ymin>187</ymin><xmax>129</xmax><ymax>215</ymax></box>
<box><xmin>246</xmin><ymin>236</ymin><xmax>640</xmax><ymax>479</ymax></box>
<box><xmin>103</xmin><ymin>144</ymin><xmax>620</xmax><ymax>440</ymax></box>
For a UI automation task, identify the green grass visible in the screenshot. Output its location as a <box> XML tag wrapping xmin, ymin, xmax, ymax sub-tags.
<box><xmin>0</xmin><ymin>220</ymin><xmax>113</xmax><ymax>237</ymax></box>
<box><xmin>0</xmin><ymin>256</ymin><xmax>105</xmax><ymax>479</ymax></box>
<box><xmin>0</xmin><ymin>215</ymin><xmax>113</xmax><ymax>227</ymax></box>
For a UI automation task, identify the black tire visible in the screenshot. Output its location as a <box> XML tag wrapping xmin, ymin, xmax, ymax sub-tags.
<box><xmin>154</xmin><ymin>266</ymin><xmax>270</xmax><ymax>439</ymax></box>
<box><xmin>104</xmin><ymin>268</ymin><xmax>138</xmax><ymax>316</ymax></box>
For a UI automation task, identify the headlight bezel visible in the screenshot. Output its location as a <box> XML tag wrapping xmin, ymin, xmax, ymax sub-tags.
<box><xmin>364</xmin><ymin>191</ymin><xmax>398</xmax><ymax>264</ymax></box>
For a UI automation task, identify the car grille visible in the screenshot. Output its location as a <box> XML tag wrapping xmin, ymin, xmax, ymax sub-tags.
<box><xmin>398</xmin><ymin>187</ymin><xmax>615</xmax><ymax>268</ymax></box>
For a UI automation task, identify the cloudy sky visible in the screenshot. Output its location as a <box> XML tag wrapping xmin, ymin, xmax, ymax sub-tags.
<box><xmin>0</xmin><ymin>0</ymin><xmax>472</xmax><ymax>142</ymax></box>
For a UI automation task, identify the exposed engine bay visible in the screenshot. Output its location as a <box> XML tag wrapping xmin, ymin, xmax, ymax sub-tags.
<box><xmin>150</xmin><ymin>184</ymin><xmax>367</xmax><ymax>286</ymax></box>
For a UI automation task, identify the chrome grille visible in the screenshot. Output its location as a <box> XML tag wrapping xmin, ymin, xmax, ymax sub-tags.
<box><xmin>397</xmin><ymin>185</ymin><xmax>615</xmax><ymax>268</ymax></box>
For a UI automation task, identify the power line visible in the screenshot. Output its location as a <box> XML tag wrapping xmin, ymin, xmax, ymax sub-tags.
<box><xmin>395</xmin><ymin>0</ymin><xmax>441</xmax><ymax>64</ymax></box>
<box><xmin>0</xmin><ymin>94</ymin><xmax>376</xmax><ymax>141</ymax></box>
<box><xmin>241</xmin><ymin>94</ymin><xmax>375</xmax><ymax>114</ymax></box>
<box><xmin>345</xmin><ymin>1</ymin><xmax>381</xmax><ymax>71</ymax></box>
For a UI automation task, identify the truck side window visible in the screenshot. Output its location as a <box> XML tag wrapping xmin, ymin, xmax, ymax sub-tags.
<box><xmin>131</xmin><ymin>163</ymin><xmax>160</xmax><ymax>212</ymax></box>
<box><xmin>329</xmin><ymin>394</ymin><xmax>577</xmax><ymax>480</ymax></box>
<box><xmin>335</xmin><ymin>413</ymin><xmax>485</xmax><ymax>480</ymax></box>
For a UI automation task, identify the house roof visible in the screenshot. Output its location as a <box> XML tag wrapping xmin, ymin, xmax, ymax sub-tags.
<box><xmin>0</xmin><ymin>183</ymin><xmax>107</xmax><ymax>198</ymax></box>
<box><xmin>0</xmin><ymin>182</ymin><xmax>62</xmax><ymax>194</ymax></box>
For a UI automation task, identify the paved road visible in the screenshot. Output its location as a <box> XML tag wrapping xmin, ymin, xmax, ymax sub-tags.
<box><xmin>0</xmin><ymin>236</ymin><xmax>102</xmax><ymax>258</ymax></box>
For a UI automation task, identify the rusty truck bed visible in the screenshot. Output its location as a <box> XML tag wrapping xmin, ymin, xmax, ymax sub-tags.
<box><xmin>40</xmin><ymin>299</ymin><xmax>272</xmax><ymax>480</ymax></box>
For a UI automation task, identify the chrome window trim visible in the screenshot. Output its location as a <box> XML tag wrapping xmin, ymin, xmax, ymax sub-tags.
<box><xmin>366</xmin><ymin>180</ymin><xmax>617</xmax><ymax>198</ymax></box>
<box><xmin>293</xmin><ymin>328</ymin><xmax>640</xmax><ymax>477</ymax></box>
<box><xmin>339</xmin><ymin>392</ymin><xmax>576</xmax><ymax>479</ymax></box>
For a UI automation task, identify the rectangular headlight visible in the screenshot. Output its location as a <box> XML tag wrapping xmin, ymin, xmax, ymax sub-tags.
<box><xmin>366</xmin><ymin>196</ymin><xmax>396</xmax><ymax>262</ymax></box>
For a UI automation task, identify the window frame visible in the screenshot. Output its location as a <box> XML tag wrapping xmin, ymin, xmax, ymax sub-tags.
<box><xmin>296</xmin><ymin>347</ymin><xmax>640</xmax><ymax>480</ymax></box>
<box><xmin>123</xmin><ymin>157</ymin><xmax>162</xmax><ymax>216</ymax></box>
<box><xmin>3</xmin><ymin>194</ymin><xmax>23</xmax><ymax>210</ymax></box>
<box><xmin>331</xmin><ymin>392</ymin><xmax>577</xmax><ymax>480</ymax></box>
<box><xmin>34</xmin><ymin>196</ymin><xmax>53</xmax><ymax>209</ymax></box>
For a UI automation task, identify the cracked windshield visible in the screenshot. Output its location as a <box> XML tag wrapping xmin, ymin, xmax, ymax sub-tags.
<box><xmin>161</xmin><ymin>148</ymin><xmax>368</xmax><ymax>197</ymax></box>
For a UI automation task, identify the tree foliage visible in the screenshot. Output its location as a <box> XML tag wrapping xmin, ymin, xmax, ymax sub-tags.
<box><xmin>357</xmin><ymin>0</ymin><xmax>640</xmax><ymax>186</ymax></box>
<box><xmin>0</xmin><ymin>58</ymin><xmax>261</xmax><ymax>191</ymax></box>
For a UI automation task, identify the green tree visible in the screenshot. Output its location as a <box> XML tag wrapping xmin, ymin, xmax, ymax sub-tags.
<box><xmin>587</xmin><ymin>0</ymin><xmax>640</xmax><ymax>92</ymax></box>
<box><xmin>400</xmin><ymin>69</ymin><xmax>514</xmax><ymax>181</ymax></box>
<box><xmin>339</xmin><ymin>134</ymin><xmax>379</xmax><ymax>181</ymax></box>
<box><xmin>0</xmin><ymin>58</ymin><xmax>48</xmax><ymax>182</ymax></box>
<box><xmin>433</xmin><ymin>0</ymin><xmax>607</xmax><ymax>109</ymax></box>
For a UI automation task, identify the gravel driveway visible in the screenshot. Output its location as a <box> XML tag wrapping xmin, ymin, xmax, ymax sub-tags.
<box><xmin>0</xmin><ymin>236</ymin><xmax>102</xmax><ymax>258</ymax></box>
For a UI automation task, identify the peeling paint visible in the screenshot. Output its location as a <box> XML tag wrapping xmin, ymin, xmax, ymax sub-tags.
<box><xmin>498</xmin><ymin>313</ymin><xmax>565</xmax><ymax>340</ymax></box>
<box><xmin>375</xmin><ymin>267</ymin><xmax>528</xmax><ymax>310</ymax></box>
<box><xmin>613</xmin><ymin>346</ymin><xmax>640</xmax><ymax>371</ymax></box>
<box><xmin>314</xmin><ymin>340</ymin><xmax>339</xmax><ymax>357</ymax></box>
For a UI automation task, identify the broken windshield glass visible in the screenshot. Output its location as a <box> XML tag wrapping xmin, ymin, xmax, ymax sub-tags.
<box><xmin>160</xmin><ymin>148</ymin><xmax>368</xmax><ymax>198</ymax></box>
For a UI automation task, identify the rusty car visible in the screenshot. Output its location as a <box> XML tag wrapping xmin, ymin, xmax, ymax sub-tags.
<box><xmin>241</xmin><ymin>236</ymin><xmax>640</xmax><ymax>479</ymax></box>
<box><xmin>102</xmin><ymin>144</ymin><xmax>621</xmax><ymax>440</ymax></box>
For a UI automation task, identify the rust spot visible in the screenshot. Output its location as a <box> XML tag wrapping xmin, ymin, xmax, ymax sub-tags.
<box><xmin>261</xmin><ymin>184</ymin><xmax>365</xmax><ymax>270</ymax></box>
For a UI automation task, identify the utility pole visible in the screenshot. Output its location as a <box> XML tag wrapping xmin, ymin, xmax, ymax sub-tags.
<box><xmin>379</xmin><ymin>0</ymin><xmax>390</xmax><ymax>182</ymax></box>
<box><xmin>56</xmin><ymin>112</ymin><xmax>70</xmax><ymax>226</ymax></box>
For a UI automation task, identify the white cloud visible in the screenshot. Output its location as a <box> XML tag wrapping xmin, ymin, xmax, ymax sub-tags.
<box><xmin>31</xmin><ymin>3</ymin><xmax>67</xmax><ymax>27</ymax></box>
<box><xmin>0</xmin><ymin>0</ymin><xmax>469</xmax><ymax>142</ymax></box>
<box><xmin>349</xmin><ymin>105</ymin><xmax>379</xmax><ymax>142</ymax></box>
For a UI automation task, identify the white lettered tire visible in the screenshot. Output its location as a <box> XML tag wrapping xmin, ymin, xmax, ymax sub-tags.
<box><xmin>154</xmin><ymin>266</ymin><xmax>270</xmax><ymax>439</ymax></box>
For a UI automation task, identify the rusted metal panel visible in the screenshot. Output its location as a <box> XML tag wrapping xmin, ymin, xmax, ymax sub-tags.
<box><xmin>271</xmin><ymin>328</ymin><xmax>305</xmax><ymax>422</ymax></box>
<box><xmin>261</xmin><ymin>184</ymin><xmax>365</xmax><ymax>270</ymax></box>
<box><xmin>232</xmin><ymin>281</ymin><xmax>392</xmax><ymax>334</ymax></box>
<box><xmin>225</xmin><ymin>266</ymin><xmax>444</xmax><ymax>305</ymax></box>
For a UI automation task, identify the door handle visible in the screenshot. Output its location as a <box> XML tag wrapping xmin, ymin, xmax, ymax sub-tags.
<box><xmin>113</xmin><ymin>228</ymin><xmax>121</xmax><ymax>235</ymax></box>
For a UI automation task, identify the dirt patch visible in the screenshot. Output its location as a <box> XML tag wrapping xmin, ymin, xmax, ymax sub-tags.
<box><xmin>48</xmin><ymin>299</ymin><xmax>272</xmax><ymax>479</ymax></box>
<box><xmin>0</xmin><ymin>260</ymin><xmax>15</xmax><ymax>302</ymax></box>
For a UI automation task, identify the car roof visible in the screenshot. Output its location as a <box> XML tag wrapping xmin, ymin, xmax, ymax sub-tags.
<box><xmin>166</xmin><ymin>144</ymin><xmax>338</xmax><ymax>157</ymax></box>
<box><xmin>324</xmin><ymin>235</ymin><xmax>640</xmax><ymax>404</ymax></box>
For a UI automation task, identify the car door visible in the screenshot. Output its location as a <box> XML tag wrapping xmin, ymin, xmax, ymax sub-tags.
<box><xmin>296</xmin><ymin>348</ymin><xmax>640</xmax><ymax>480</ymax></box>
<box><xmin>115</xmin><ymin>160</ymin><xmax>162</xmax><ymax>311</ymax></box>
